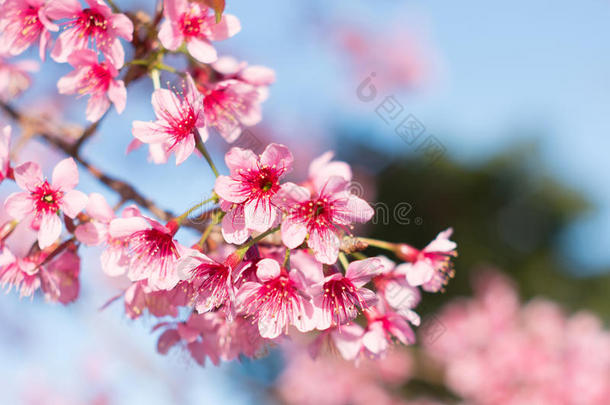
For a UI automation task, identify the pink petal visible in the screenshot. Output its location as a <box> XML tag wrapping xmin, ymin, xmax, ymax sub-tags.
<box><xmin>345</xmin><ymin>257</ymin><xmax>383</xmax><ymax>287</ymax></box>
<box><xmin>221</xmin><ymin>205</ymin><xmax>249</xmax><ymax>244</ymax></box>
<box><xmin>331</xmin><ymin>324</ymin><xmax>364</xmax><ymax>360</ymax></box>
<box><xmin>208</xmin><ymin>14</ymin><xmax>241</xmax><ymax>41</ymax></box>
<box><xmin>255</xmin><ymin>258</ymin><xmax>280</xmax><ymax>282</ymax></box>
<box><xmin>4</xmin><ymin>192</ymin><xmax>33</xmax><ymax>220</ymax></box>
<box><xmin>108</xmin><ymin>79</ymin><xmax>127</xmax><ymax>113</ymax></box>
<box><xmin>86</xmin><ymin>94</ymin><xmax>111</xmax><ymax>122</ymax></box>
<box><xmin>151</xmin><ymin>88</ymin><xmax>181</xmax><ymax>120</ymax></box>
<box><xmin>244</xmin><ymin>198</ymin><xmax>276</xmax><ymax>232</ymax></box>
<box><xmin>60</xmin><ymin>189</ymin><xmax>88</xmax><ymax>218</ymax></box>
<box><xmin>214</xmin><ymin>175</ymin><xmax>248</xmax><ymax>203</ymax></box>
<box><xmin>224</xmin><ymin>147</ymin><xmax>258</xmax><ymax>174</ymax></box>
<box><xmin>132</xmin><ymin>121</ymin><xmax>167</xmax><ymax>144</ymax></box>
<box><xmin>260</xmin><ymin>143</ymin><xmax>293</xmax><ymax>171</ymax></box>
<box><xmin>100</xmin><ymin>246</ymin><xmax>129</xmax><ymax>276</ymax></box>
<box><xmin>38</xmin><ymin>213</ymin><xmax>62</xmax><ymax>249</ymax></box>
<box><xmin>158</xmin><ymin>20</ymin><xmax>182</xmax><ymax>50</ymax></box>
<box><xmin>280</xmin><ymin>218</ymin><xmax>307</xmax><ymax>249</ymax></box>
<box><xmin>45</xmin><ymin>0</ymin><xmax>81</xmax><ymax>19</ymax></box>
<box><xmin>13</xmin><ymin>161</ymin><xmax>43</xmax><ymax>191</ymax></box>
<box><xmin>74</xmin><ymin>221</ymin><xmax>106</xmax><ymax>245</ymax></box>
<box><xmin>108</xmin><ymin>217</ymin><xmax>150</xmax><ymax>238</ymax></box>
<box><xmin>110</xmin><ymin>13</ymin><xmax>134</xmax><ymax>40</ymax></box>
<box><xmin>85</xmin><ymin>192</ymin><xmax>114</xmax><ymax>222</ymax></box>
<box><xmin>308</xmin><ymin>227</ymin><xmax>340</xmax><ymax>265</ymax></box>
<box><xmin>51</xmin><ymin>157</ymin><xmax>79</xmax><ymax>191</ymax></box>
<box><xmin>186</xmin><ymin>38</ymin><xmax>217</xmax><ymax>63</ymax></box>
<box><xmin>405</xmin><ymin>261</ymin><xmax>435</xmax><ymax>287</ymax></box>
<box><xmin>240</xmin><ymin>65</ymin><xmax>275</xmax><ymax>86</ymax></box>
<box><xmin>173</xmin><ymin>136</ymin><xmax>196</xmax><ymax>165</ymax></box>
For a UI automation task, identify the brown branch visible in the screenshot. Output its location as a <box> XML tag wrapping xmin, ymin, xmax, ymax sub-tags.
<box><xmin>0</xmin><ymin>101</ymin><xmax>212</xmax><ymax>232</ymax></box>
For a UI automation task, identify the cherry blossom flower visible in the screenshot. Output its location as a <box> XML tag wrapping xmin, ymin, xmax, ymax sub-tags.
<box><xmin>210</xmin><ymin>56</ymin><xmax>276</xmax><ymax>87</ymax></box>
<box><xmin>396</xmin><ymin>228</ymin><xmax>457</xmax><ymax>291</ymax></box>
<box><xmin>215</xmin><ymin>143</ymin><xmax>293</xmax><ymax>243</ymax></box>
<box><xmin>176</xmin><ymin>249</ymin><xmax>241</xmax><ymax>316</ymax></box>
<box><xmin>124</xmin><ymin>280</ymin><xmax>194</xmax><ymax>319</ymax></box>
<box><xmin>362</xmin><ymin>303</ymin><xmax>418</xmax><ymax>358</ymax></box>
<box><xmin>158</xmin><ymin>0</ymin><xmax>241</xmax><ymax>63</ymax></box>
<box><xmin>108</xmin><ymin>214</ymin><xmax>184</xmax><ymax>290</ymax></box>
<box><xmin>201</xmin><ymin>79</ymin><xmax>265</xmax><ymax>142</ymax></box>
<box><xmin>427</xmin><ymin>271</ymin><xmax>610</xmax><ymax>405</ymax></box>
<box><xmin>279</xmin><ymin>176</ymin><xmax>374</xmax><ymax>264</ymax></box>
<box><xmin>0</xmin><ymin>125</ymin><xmax>11</xmax><ymax>183</ymax></box>
<box><xmin>0</xmin><ymin>245</ymin><xmax>80</xmax><ymax>303</ymax></box>
<box><xmin>0</xmin><ymin>0</ymin><xmax>58</xmax><ymax>60</ymax></box>
<box><xmin>0</xmin><ymin>247</ymin><xmax>42</xmax><ymax>298</ymax></box>
<box><xmin>132</xmin><ymin>74</ymin><xmax>205</xmax><ymax>165</ymax></box>
<box><xmin>0</xmin><ymin>54</ymin><xmax>38</xmax><ymax>101</ymax></box>
<box><xmin>305</xmin><ymin>150</ymin><xmax>352</xmax><ymax>192</ymax></box>
<box><xmin>47</xmin><ymin>0</ymin><xmax>133</xmax><ymax>67</ymax></box>
<box><xmin>57</xmin><ymin>50</ymin><xmax>126</xmax><ymax>122</ymax></box>
<box><xmin>236</xmin><ymin>258</ymin><xmax>315</xmax><ymax>338</ymax></box>
<box><xmin>4</xmin><ymin>158</ymin><xmax>88</xmax><ymax>249</ymax></box>
<box><xmin>312</xmin><ymin>258</ymin><xmax>383</xmax><ymax>329</ymax></box>
<box><xmin>74</xmin><ymin>194</ymin><xmax>138</xmax><ymax>276</ymax></box>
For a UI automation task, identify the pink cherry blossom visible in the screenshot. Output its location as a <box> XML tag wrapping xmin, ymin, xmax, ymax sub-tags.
<box><xmin>177</xmin><ymin>249</ymin><xmax>241</xmax><ymax>316</ymax></box>
<box><xmin>156</xmin><ymin>311</ymin><xmax>267</xmax><ymax>365</ymax></box>
<box><xmin>124</xmin><ymin>280</ymin><xmax>194</xmax><ymax>319</ymax></box>
<box><xmin>0</xmin><ymin>0</ymin><xmax>58</xmax><ymax>60</ymax></box>
<box><xmin>0</xmin><ymin>54</ymin><xmax>38</xmax><ymax>101</ymax></box>
<box><xmin>312</xmin><ymin>258</ymin><xmax>383</xmax><ymax>329</ymax></box>
<box><xmin>215</xmin><ymin>143</ymin><xmax>293</xmax><ymax>243</ymax></box>
<box><xmin>108</xmin><ymin>214</ymin><xmax>184</xmax><ymax>290</ymax></box>
<box><xmin>362</xmin><ymin>303</ymin><xmax>418</xmax><ymax>358</ymax></box>
<box><xmin>158</xmin><ymin>0</ymin><xmax>241</xmax><ymax>64</ymax></box>
<box><xmin>132</xmin><ymin>74</ymin><xmax>205</xmax><ymax>165</ymax></box>
<box><xmin>0</xmin><ymin>125</ymin><xmax>11</xmax><ymax>183</ymax></box>
<box><xmin>396</xmin><ymin>228</ymin><xmax>457</xmax><ymax>291</ymax></box>
<box><xmin>4</xmin><ymin>158</ymin><xmax>88</xmax><ymax>249</ymax></box>
<box><xmin>74</xmin><ymin>194</ymin><xmax>138</xmax><ymax>276</ymax></box>
<box><xmin>0</xmin><ymin>245</ymin><xmax>80</xmax><ymax>303</ymax></box>
<box><xmin>201</xmin><ymin>79</ymin><xmax>264</xmax><ymax>142</ymax></box>
<box><xmin>57</xmin><ymin>50</ymin><xmax>126</xmax><ymax>122</ymax></box>
<box><xmin>305</xmin><ymin>150</ymin><xmax>352</xmax><ymax>192</ymax></box>
<box><xmin>427</xmin><ymin>271</ymin><xmax>610</xmax><ymax>405</ymax></box>
<box><xmin>236</xmin><ymin>258</ymin><xmax>314</xmax><ymax>338</ymax></box>
<box><xmin>47</xmin><ymin>0</ymin><xmax>133</xmax><ymax>67</ymax></box>
<box><xmin>279</xmin><ymin>176</ymin><xmax>374</xmax><ymax>264</ymax></box>
<box><xmin>0</xmin><ymin>246</ymin><xmax>42</xmax><ymax>298</ymax></box>
<box><xmin>210</xmin><ymin>56</ymin><xmax>276</xmax><ymax>87</ymax></box>
<box><xmin>39</xmin><ymin>247</ymin><xmax>80</xmax><ymax>304</ymax></box>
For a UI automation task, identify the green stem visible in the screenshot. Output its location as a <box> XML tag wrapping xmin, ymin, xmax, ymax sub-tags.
<box><xmin>235</xmin><ymin>226</ymin><xmax>280</xmax><ymax>258</ymax></box>
<box><xmin>357</xmin><ymin>237</ymin><xmax>397</xmax><ymax>251</ymax></box>
<box><xmin>150</xmin><ymin>68</ymin><xmax>161</xmax><ymax>90</ymax></box>
<box><xmin>338</xmin><ymin>252</ymin><xmax>350</xmax><ymax>270</ymax></box>
<box><xmin>283</xmin><ymin>248</ymin><xmax>291</xmax><ymax>269</ymax></box>
<box><xmin>195</xmin><ymin>131</ymin><xmax>219</xmax><ymax>177</ymax></box>
<box><xmin>197</xmin><ymin>210</ymin><xmax>224</xmax><ymax>247</ymax></box>
<box><xmin>350</xmin><ymin>251</ymin><xmax>368</xmax><ymax>260</ymax></box>
<box><xmin>176</xmin><ymin>195</ymin><xmax>217</xmax><ymax>225</ymax></box>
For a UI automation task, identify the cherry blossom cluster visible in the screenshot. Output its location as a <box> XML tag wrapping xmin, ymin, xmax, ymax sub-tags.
<box><xmin>0</xmin><ymin>0</ymin><xmax>457</xmax><ymax>365</ymax></box>
<box><xmin>425</xmin><ymin>272</ymin><xmax>610</xmax><ymax>405</ymax></box>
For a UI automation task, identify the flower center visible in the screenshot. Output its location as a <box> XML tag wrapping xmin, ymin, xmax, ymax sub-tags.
<box><xmin>20</xmin><ymin>7</ymin><xmax>42</xmax><ymax>37</ymax></box>
<box><xmin>322</xmin><ymin>277</ymin><xmax>366</xmax><ymax>322</ymax></box>
<box><xmin>32</xmin><ymin>181</ymin><xmax>62</xmax><ymax>214</ymax></box>
<box><xmin>179</xmin><ymin>6</ymin><xmax>211</xmax><ymax>39</ymax></box>
<box><xmin>77</xmin><ymin>8</ymin><xmax>108</xmax><ymax>38</ymax></box>
<box><xmin>78</xmin><ymin>63</ymin><xmax>111</xmax><ymax>94</ymax></box>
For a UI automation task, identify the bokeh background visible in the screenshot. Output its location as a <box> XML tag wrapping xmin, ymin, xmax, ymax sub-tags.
<box><xmin>1</xmin><ymin>0</ymin><xmax>609</xmax><ymax>403</ymax></box>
